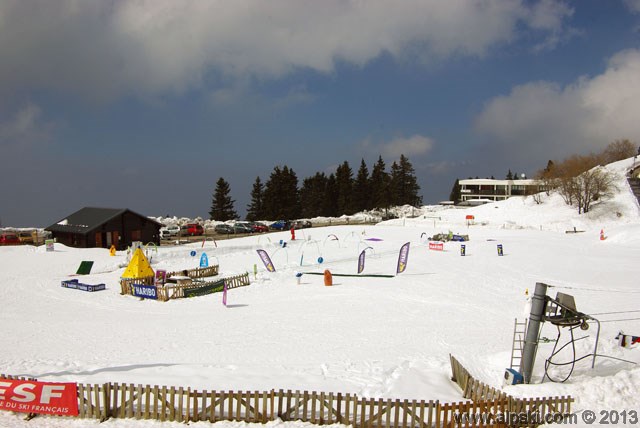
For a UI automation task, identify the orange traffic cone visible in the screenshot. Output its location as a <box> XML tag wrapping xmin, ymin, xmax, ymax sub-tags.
<box><xmin>323</xmin><ymin>269</ymin><xmax>333</xmax><ymax>286</ymax></box>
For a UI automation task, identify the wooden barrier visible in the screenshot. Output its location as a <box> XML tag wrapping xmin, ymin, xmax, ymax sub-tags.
<box><xmin>120</xmin><ymin>266</ymin><xmax>220</xmax><ymax>296</ymax></box>
<box><xmin>1</xmin><ymin>371</ymin><xmax>574</xmax><ymax>427</ymax></box>
<box><xmin>449</xmin><ymin>355</ymin><xmax>573</xmax><ymax>426</ymax></box>
<box><xmin>120</xmin><ymin>271</ymin><xmax>250</xmax><ymax>302</ymax></box>
<box><xmin>166</xmin><ymin>265</ymin><xmax>219</xmax><ymax>280</ymax></box>
<box><xmin>161</xmin><ymin>272</ymin><xmax>250</xmax><ymax>301</ymax></box>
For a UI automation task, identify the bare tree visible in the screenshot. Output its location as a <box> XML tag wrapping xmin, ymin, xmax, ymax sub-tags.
<box><xmin>550</xmin><ymin>154</ymin><xmax>616</xmax><ymax>214</ymax></box>
<box><xmin>601</xmin><ymin>139</ymin><xmax>636</xmax><ymax>164</ymax></box>
<box><xmin>575</xmin><ymin>167</ymin><xmax>617</xmax><ymax>213</ymax></box>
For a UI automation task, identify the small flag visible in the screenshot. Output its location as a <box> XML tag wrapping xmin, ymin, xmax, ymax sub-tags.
<box><xmin>256</xmin><ymin>249</ymin><xmax>276</xmax><ymax>272</ymax></box>
<box><xmin>396</xmin><ymin>242</ymin><xmax>410</xmax><ymax>274</ymax></box>
<box><xmin>616</xmin><ymin>332</ymin><xmax>640</xmax><ymax>348</ymax></box>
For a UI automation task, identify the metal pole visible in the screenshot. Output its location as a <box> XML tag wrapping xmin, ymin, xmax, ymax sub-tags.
<box><xmin>520</xmin><ymin>282</ymin><xmax>548</xmax><ymax>384</ymax></box>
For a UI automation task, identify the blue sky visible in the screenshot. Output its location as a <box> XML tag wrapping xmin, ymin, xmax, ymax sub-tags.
<box><xmin>2</xmin><ymin>0</ymin><xmax>640</xmax><ymax>227</ymax></box>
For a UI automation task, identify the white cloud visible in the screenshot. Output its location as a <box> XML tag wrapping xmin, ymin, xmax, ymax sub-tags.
<box><xmin>624</xmin><ymin>0</ymin><xmax>640</xmax><ymax>13</ymax></box>
<box><xmin>474</xmin><ymin>48</ymin><xmax>640</xmax><ymax>161</ymax></box>
<box><xmin>362</xmin><ymin>134</ymin><xmax>435</xmax><ymax>159</ymax></box>
<box><xmin>0</xmin><ymin>103</ymin><xmax>53</xmax><ymax>147</ymax></box>
<box><xmin>0</xmin><ymin>0</ymin><xmax>573</xmax><ymax>100</ymax></box>
<box><xmin>425</xmin><ymin>160</ymin><xmax>472</xmax><ymax>175</ymax></box>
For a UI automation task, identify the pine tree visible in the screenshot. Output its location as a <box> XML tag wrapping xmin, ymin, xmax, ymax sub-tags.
<box><xmin>246</xmin><ymin>177</ymin><xmax>265</xmax><ymax>221</ymax></box>
<box><xmin>263</xmin><ymin>166</ymin><xmax>300</xmax><ymax>220</ymax></box>
<box><xmin>335</xmin><ymin>161</ymin><xmax>354</xmax><ymax>215</ymax></box>
<box><xmin>506</xmin><ymin>169</ymin><xmax>514</xmax><ymax>180</ymax></box>
<box><xmin>209</xmin><ymin>177</ymin><xmax>238</xmax><ymax>221</ymax></box>
<box><xmin>299</xmin><ymin>172</ymin><xmax>328</xmax><ymax>218</ymax></box>
<box><xmin>400</xmin><ymin>155</ymin><xmax>422</xmax><ymax>207</ymax></box>
<box><xmin>449</xmin><ymin>178</ymin><xmax>460</xmax><ymax>203</ymax></box>
<box><xmin>389</xmin><ymin>154</ymin><xmax>422</xmax><ymax>206</ymax></box>
<box><xmin>353</xmin><ymin>159</ymin><xmax>370</xmax><ymax>213</ymax></box>
<box><xmin>370</xmin><ymin>155</ymin><xmax>390</xmax><ymax>210</ymax></box>
<box><xmin>322</xmin><ymin>173</ymin><xmax>338</xmax><ymax>217</ymax></box>
<box><xmin>544</xmin><ymin>160</ymin><xmax>555</xmax><ymax>174</ymax></box>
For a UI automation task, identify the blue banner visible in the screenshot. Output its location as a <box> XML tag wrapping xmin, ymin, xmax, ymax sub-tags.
<box><xmin>132</xmin><ymin>284</ymin><xmax>158</xmax><ymax>300</ymax></box>
<box><xmin>357</xmin><ymin>250</ymin><xmax>366</xmax><ymax>274</ymax></box>
<box><xmin>256</xmin><ymin>249</ymin><xmax>276</xmax><ymax>272</ymax></box>
<box><xmin>396</xmin><ymin>242</ymin><xmax>410</xmax><ymax>274</ymax></box>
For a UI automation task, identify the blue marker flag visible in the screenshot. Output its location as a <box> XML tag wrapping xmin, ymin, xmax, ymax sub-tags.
<box><xmin>396</xmin><ymin>242</ymin><xmax>410</xmax><ymax>274</ymax></box>
<box><xmin>200</xmin><ymin>252</ymin><xmax>209</xmax><ymax>267</ymax></box>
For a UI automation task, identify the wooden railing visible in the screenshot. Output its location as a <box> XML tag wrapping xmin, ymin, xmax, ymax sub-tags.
<box><xmin>166</xmin><ymin>265</ymin><xmax>219</xmax><ymax>280</ymax></box>
<box><xmin>1</xmin><ymin>370</ymin><xmax>574</xmax><ymax>427</ymax></box>
<box><xmin>161</xmin><ymin>272</ymin><xmax>250</xmax><ymax>300</ymax></box>
<box><xmin>449</xmin><ymin>355</ymin><xmax>573</xmax><ymax>426</ymax></box>
<box><xmin>120</xmin><ymin>270</ymin><xmax>250</xmax><ymax>302</ymax></box>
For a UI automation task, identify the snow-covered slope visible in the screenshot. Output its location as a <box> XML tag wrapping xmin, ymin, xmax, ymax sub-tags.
<box><xmin>1</xmin><ymin>158</ymin><xmax>639</xmax><ymax>427</ymax></box>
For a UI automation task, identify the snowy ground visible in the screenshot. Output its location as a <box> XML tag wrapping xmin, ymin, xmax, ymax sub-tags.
<box><xmin>1</xmin><ymin>159</ymin><xmax>640</xmax><ymax>427</ymax></box>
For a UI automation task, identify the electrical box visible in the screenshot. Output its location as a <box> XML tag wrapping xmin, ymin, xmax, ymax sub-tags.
<box><xmin>504</xmin><ymin>368</ymin><xmax>523</xmax><ymax>386</ymax></box>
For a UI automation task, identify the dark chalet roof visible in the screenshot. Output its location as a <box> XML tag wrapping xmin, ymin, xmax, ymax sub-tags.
<box><xmin>45</xmin><ymin>207</ymin><xmax>162</xmax><ymax>235</ymax></box>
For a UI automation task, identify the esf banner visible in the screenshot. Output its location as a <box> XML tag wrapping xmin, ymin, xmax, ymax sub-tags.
<box><xmin>132</xmin><ymin>284</ymin><xmax>158</xmax><ymax>300</ymax></box>
<box><xmin>0</xmin><ymin>378</ymin><xmax>79</xmax><ymax>416</ymax></box>
<box><xmin>428</xmin><ymin>242</ymin><xmax>444</xmax><ymax>251</ymax></box>
<box><xmin>256</xmin><ymin>249</ymin><xmax>276</xmax><ymax>272</ymax></box>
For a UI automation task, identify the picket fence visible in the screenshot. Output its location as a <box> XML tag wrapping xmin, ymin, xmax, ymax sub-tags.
<box><xmin>120</xmin><ymin>267</ymin><xmax>251</xmax><ymax>302</ymax></box>
<box><xmin>449</xmin><ymin>355</ymin><xmax>573</xmax><ymax>426</ymax></box>
<box><xmin>2</xmin><ymin>359</ymin><xmax>573</xmax><ymax>428</ymax></box>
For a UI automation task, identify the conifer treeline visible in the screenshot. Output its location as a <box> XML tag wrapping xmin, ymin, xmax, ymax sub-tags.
<box><xmin>209</xmin><ymin>154</ymin><xmax>422</xmax><ymax>221</ymax></box>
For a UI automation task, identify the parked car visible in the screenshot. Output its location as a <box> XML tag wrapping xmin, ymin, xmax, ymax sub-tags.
<box><xmin>233</xmin><ymin>223</ymin><xmax>254</xmax><ymax>234</ymax></box>
<box><xmin>160</xmin><ymin>225</ymin><xmax>180</xmax><ymax>239</ymax></box>
<box><xmin>293</xmin><ymin>220</ymin><xmax>312</xmax><ymax>229</ymax></box>
<box><xmin>17</xmin><ymin>231</ymin><xmax>35</xmax><ymax>244</ymax></box>
<box><xmin>214</xmin><ymin>224</ymin><xmax>234</xmax><ymax>234</ymax></box>
<box><xmin>0</xmin><ymin>233</ymin><xmax>20</xmax><ymax>245</ymax></box>
<box><xmin>250</xmin><ymin>222</ymin><xmax>269</xmax><ymax>233</ymax></box>
<box><xmin>180</xmin><ymin>223</ymin><xmax>204</xmax><ymax>236</ymax></box>
<box><xmin>269</xmin><ymin>220</ymin><xmax>291</xmax><ymax>231</ymax></box>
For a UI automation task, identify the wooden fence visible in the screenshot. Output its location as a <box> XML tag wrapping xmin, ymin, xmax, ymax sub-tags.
<box><xmin>449</xmin><ymin>355</ymin><xmax>573</xmax><ymax>426</ymax></box>
<box><xmin>2</xmin><ymin>368</ymin><xmax>573</xmax><ymax>427</ymax></box>
<box><xmin>160</xmin><ymin>272</ymin><xmax>250</xmax><ymax>300</ymax></box>
<box><xmin>120</xmin><ymin>268</ymin><xmax>250</xmax><ymax>302</ymax></box>
<box><xmin>166</xmin><ymin>265</ymin><xmax>219</xmax><ymax>280</ymax></box>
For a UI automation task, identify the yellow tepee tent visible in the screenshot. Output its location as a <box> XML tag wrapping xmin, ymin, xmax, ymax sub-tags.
<box><xmin>122</xmin><ymin>248</ymin><xmax>155</xmax><ymax>278</ymax></box>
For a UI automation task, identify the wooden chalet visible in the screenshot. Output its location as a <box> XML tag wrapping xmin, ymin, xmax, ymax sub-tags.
<box><xmin>45</xmin><ymin>207</ymin><xmax>162</xmax><ymax>250</ymax></box>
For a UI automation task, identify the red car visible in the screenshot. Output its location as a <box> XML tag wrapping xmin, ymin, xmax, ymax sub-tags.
<box><xmin>181</xmin><ymin>224</ymin><xmax>204</xmax><ymax>236</ymax></box>
<box><xmin>250</xmin><ymin>222</ymin><xmax>269</xmax><ymax>233</ymax></box>
<box><xmin>0</xmin><ymin>233</ymin><xmax>21</xmax><ymax>245</ymax></box>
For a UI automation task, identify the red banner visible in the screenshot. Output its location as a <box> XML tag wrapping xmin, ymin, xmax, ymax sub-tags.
<box><xmin>429</xmin><ymin>242</ymin><xmax>444</xmax><ymax>251</ymax></box>
<box><xmin>0</xmin><ymin>378</ymin><xmax>78</xmax><ymax>416</ymax></box>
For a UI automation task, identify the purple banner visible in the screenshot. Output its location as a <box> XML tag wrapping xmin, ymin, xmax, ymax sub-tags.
<box><xmin>256</xmin><ymin>249</ymin><xmax>276</xmax><ymax>272</ymax></box>
<box><xmin>357</xmin><ymin>250</ymin><xmax>366</xmax><ymax>274</ymax></box>
<box><xmin>396</xmin><ymin>242</ymin><xmax>410</xmax><ymax>274</ymax></box>
<box><xmin>222</xmin><ymin>282</ymin><xmax>228</xmax><ymax>306</ymax></box>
